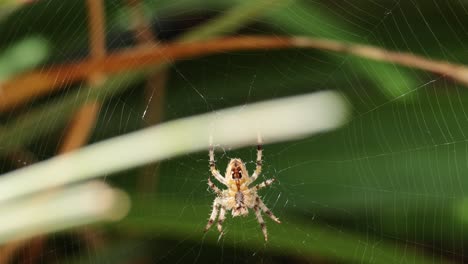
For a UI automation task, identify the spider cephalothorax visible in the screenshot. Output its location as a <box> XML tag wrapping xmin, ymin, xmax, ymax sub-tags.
<box><xmin>205</xmin><ymin>143</ymin><xmax>280</xmax><ymax>241</ymax></box>
<box><xmin>228</xmin><ymin>159</ymin><xmax>246</xmax><ymax>181</ymax></box>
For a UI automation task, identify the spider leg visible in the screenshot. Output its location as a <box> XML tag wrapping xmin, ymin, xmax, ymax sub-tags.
<box><xmin>207</xmin><ymin>177</ymin><xmax>222</xmax><ymax>195</ymax></box>
<box><xmin>249</xmin><ymin>142</ymin><xmax>263</xmax><ymax>185</ymax></box>
<box><xmin>256</xmin><ymin>197</ymin><xmax>281</xmax><ymax>224</ymax></box>
<box><xmin>209</xmin><ymin>144</ymin><xmax>227</xmax><ymax>185</ymax></box>
<box><xmin>254</xmin><ymin>204</ymin><xmax>268</xmax><ymax>241</ymax></box>
<box><xmin>217</xmin><ymin>207</ymin><xmax>226</xmax><ymax>235</ymax></box>
<box><xmin>251</xmin><ymin>178</ymin><xmax>275</xmax><ymax>191</ymax></box>
<box><xmin>204</xmin><ymin>199</ymin><xmax>220</xmax><ymax>232</ymax></box>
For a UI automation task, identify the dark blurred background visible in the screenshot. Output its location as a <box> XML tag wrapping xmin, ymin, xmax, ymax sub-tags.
<box><xmin>1</xmin><ymin>0</ymin><xmax>468</xmax><ymax>263</ymax></box>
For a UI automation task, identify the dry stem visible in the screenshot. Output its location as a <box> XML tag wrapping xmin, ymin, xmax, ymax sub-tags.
<box><xmin>1</xmin><ymin>36</ymin><xmax>468</xmax><ymax>112</ymax></box>
<box><xmin>58</xmin><ymin>0</ymin><xmax>106</xmax><ymax>154</ymax></box>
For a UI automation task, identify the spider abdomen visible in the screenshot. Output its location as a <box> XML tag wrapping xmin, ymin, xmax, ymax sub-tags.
<box><xmin>235</xmin><ymin>191</ymin><xmax>244</xmax><ymax>205</ymax></box>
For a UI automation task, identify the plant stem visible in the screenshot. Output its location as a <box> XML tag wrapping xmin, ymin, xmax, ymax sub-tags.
<box><xmin>0</xmin><ymin>91</ymin><xmax>349</xmax><ymax>203</ymax></box>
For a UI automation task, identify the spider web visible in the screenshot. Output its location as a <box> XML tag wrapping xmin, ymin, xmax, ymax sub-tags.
<box><xmin>1</xmin><ymin>0</ymin><xmax>468</xmax><ymax>263</ymax></box>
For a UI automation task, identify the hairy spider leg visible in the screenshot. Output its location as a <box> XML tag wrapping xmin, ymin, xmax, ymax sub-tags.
<box><xmin>249</xmin><ymin>143</ymin><xmax>263</xmax><ymax>184</ymax></box>
<box><xmin>217</xmin><ymin>207</ymin><xmax>226</xmax><ymax>234</ymax></box>
<box><xmin>204</xmin><ymin>199</ymin><xmax>220</xmax><ymax>232</ymax></box>
<box><xmin>254</xmin><ymin>204</ymin><xmax>268</xmax><ymax>241</ymax></box>
<box><xmin>251</xmin><ymin>178</ymin><xmax>275</xmax><ymax>191</ymax></box>
<box><xmin>209</xmin><ymin>144</ymin><xmax>227</xmax><ymax>185</ymax></box>
<box><xmin>207</xmin><ymin>177</ymin><xmax>222</xmax><ymax>195</ymax></box>
<box><xmin>256</xmin><ymin>197</ymin><xmax>281</xmax><ymax>224</ymax></box>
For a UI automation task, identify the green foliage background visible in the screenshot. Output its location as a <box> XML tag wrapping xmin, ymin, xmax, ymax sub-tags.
<box><xmin>1</xmin><ymin>0</ymin><xmax>468</xmax><ymax>263</ymax></box>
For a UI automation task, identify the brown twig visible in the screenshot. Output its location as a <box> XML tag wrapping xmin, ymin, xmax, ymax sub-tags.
<box><xmin>0</xmin><ymin>239</ymin><xmax>25</xmax><ymax>263</ymax></box>
<box><xmin>2</xmin><ymin>36</ymin><xmax>468</xmax><ymax>112</ymax></box>
<box><xmin>58</xmin><ymin>101</ymin><xmax>101</xmax><ymax>153</ymax></box>
<box><xmin>18</xmin><ymin>237</ymin><xmax>45</xmax><ymax>264</ymax></box>
<box><xmin>57</xmin><ymin>0</ymin><xmax>106</xmax><ymax>155</ymax></box>
<box><xmin>137</xmin><ymin>71</ymin><xmax>167</xmax><ymax>194</ymax></box>
<box><xmin>86</xmin><ymin>0</ymin><xmax>106</xmax><ymax>60</ymax></box>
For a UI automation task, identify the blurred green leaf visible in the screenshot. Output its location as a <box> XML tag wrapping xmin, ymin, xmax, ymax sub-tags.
<box><xmin>117</xmin><ymin>196</ymin><xmax>453</xmax><ymax>264</ymax></box>
<box><xmin>179</xmin><ymin>0</ymin><xmax>286</xmax><ymax>42</ymax></box>
<box><xmin>265</xmin><ymin>1</ymin><xmax>419</xmax><ymax>100</ymax></box>
<box><xmin>0</xmin><ymin>0</ymin><xmax>27</xmax><ymax>21</ymax></box>
<box><xmin>64</xmin><ymin>241</ymin><xmax>149</xmax><ymax>264</ymax></box>
<box><xmin>0</xmin><ymin>36</ymin><xmax>49</xmax><ymax>82</ymax></box>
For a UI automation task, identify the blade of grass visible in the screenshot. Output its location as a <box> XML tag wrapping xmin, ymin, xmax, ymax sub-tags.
<box><xmin>0</xmin><ymin>91</ymin><xmax>349</xmax><ymax>203</ymax></box>
<box><xmin>0</xmin><ymin>181</ymin><xmax>130</xmax><ymax>244</ymax></box>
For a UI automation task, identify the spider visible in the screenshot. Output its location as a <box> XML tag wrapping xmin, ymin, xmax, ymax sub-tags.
<box><xmin>204</xmin><ymin>142</ymin><xmax>281</xmax><ymax>241</ymax></box>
